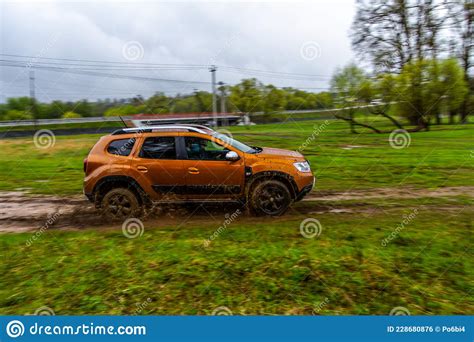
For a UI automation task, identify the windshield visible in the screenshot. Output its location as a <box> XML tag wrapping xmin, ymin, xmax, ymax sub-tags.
<box><xmin>212</xmin><ymin>132</ymin><xmax>257</xmax><ymax>153</ymax></box>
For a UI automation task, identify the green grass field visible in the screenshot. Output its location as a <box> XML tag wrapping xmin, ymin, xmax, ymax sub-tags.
<box><xmin>0</xmin><ymin>119</ymin><xmax>472</xmax><ymax>195</ymax></box>
<box><xmin>1</xmin><ymin>206</ymin><xmax>472</xmax><ymax>315</ymax></box>
<box><xmin>0</xmin><ymin>118</ymin><xmax>473</xmax><ymax>315</ymax></box>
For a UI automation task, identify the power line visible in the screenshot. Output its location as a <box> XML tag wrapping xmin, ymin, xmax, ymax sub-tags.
<box><xmin>0</xmin><ymin>62</ymin><xmax>211</xmax><ymax>84</ymax></box>
<box><xmin>0</xmin><ymin>53</ymin><xmax>209</xmax><ymax>68</ymax></box>
<box><xmin>0</xmin><ymin>53</ymin><xmax>333</xmax><ymax>80</ymax></box>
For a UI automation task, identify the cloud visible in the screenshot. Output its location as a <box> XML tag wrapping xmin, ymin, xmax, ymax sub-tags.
<box><xmin>0</xmin><ymin>0</ymin><xmax>355</xmax><ymax>102</ymax></box>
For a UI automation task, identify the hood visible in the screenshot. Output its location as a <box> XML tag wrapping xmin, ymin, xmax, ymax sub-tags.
<box><xmin>257</xmin><ymin>147</ymin><xmax>304</xmax><ymax>159</ymax></box>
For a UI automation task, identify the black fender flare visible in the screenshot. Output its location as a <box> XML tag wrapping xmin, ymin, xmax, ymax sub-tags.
<box><xmin>93</xmin><ymin>176</ymin><xmax>149</xmax><ymax>205</ymax></box>
<box><xmin>245</xmin><ymin>171</ymin><xmax>298</xmax><ymax>199</ymax></box>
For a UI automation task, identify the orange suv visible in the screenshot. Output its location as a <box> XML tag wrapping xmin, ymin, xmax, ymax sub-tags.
<box><xmin>83</xmin><ymin>125</ymin><xmax>315</xmax><ymax>218</ymax></box>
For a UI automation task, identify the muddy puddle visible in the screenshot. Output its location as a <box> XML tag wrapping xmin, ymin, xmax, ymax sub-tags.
<box><xmin>0</xmin><ymin>186</ymin><xmax>472</xmax><ymax>233</ymax></box>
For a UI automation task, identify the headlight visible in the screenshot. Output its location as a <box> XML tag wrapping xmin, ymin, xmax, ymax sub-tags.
<box><xmin>293</xmin><ymin>161</ymin><xmax>311</xmax><ymax>172</ymax></box>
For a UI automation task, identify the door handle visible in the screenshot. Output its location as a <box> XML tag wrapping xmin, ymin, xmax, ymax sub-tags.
<box><xmin>188</xmin><ymin>167</ymin><xmax>199</xmax><ymax>174</ymax></box>
<box><xmin>137</xmin><ymin>166</ymin><xmax>148</xmax><ymax>173</ymax></box>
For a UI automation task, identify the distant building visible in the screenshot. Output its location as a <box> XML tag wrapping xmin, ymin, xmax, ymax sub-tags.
<box><xmin>129</xmin><ymin>112</ymin><xmax>241</xmax><ymax>127</ymax></box>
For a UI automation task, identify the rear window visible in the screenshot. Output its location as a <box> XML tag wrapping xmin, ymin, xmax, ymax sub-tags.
<box><xmin>139</xmin><ymin>137</ymin><xmax>176</xmax><ymax>159</ymax></box>
<box><xmin>107</xmin><ymin>138</ymin><xmax>135</xmax><ymax>156</ymax></box>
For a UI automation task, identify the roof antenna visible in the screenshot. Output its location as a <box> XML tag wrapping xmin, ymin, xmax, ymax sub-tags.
<box><xmin>119</xmin><ymin>116</ymin><xmax>128</xmax><ymax>128</ymax></box>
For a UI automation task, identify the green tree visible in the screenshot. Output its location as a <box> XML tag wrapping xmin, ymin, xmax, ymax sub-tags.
<box><xmin>395</xmin><ymin>59</ymin><xmax>467</xmax><ymax>128</ymax></box>
<box><xmin>330</xmin><ymin>64</ymin><xmax>373</xmax><ymax>133</ymax></box>
<box><xmin>263</xmin><ymin>85</ymin><xmax>287</xmax><ymax>113</ymax></box>
<box><xmin>4</xmin><ymin>110</ymin><xmax>33</xmax><ymax>120</ymax></box>
<box><xmin>146</xmin><ymin>92</ymin><xmax>171</xmax><ymax>113</ymax></box>
<box><xmin>104</xmin><ymin>105</ymin><xmax>142</xmax><ymax>117</ymax></box>
<box><xmin>229</xmin><ymin>78</ymin><xmax>263</xmax><ymax>113</ymax></box>
<box><xmin>437</xmin><ymin>58</ymin><xmax>468</xmax><ymax>124</ymax></box>
<box><xmin>62</xmin><ymin>111</ymin><xmax>82</xmax><ymax>119</ymax></box>
<box><xmin>330</xmin><ymin>64</ymin><xmax>368</xmax><ymax>105</ymax></box>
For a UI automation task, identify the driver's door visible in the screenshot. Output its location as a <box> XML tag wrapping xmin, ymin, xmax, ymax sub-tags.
<box><xmin>180</xmin><ymin>135</ymin><xmax>245</xmax><ymax>199</ymax></box>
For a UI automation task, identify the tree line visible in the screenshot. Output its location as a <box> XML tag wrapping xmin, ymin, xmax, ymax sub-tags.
<box><xmin>0</xmin><ymin>80</ymin><xmax>334</xmax><ymax>121</ymax></box>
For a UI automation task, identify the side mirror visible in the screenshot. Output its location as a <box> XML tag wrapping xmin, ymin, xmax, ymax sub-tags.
<box><xmin>225</xmin><ymin>151</ymin><xmax>240</xmax><ymax>161</ymax></box>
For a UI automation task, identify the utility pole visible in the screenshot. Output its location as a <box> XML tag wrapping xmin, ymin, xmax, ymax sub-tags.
<box><xmin>29</xmin><ymin>69</ymin><xmax>37</xmax><ymax>127</ymax></box>
<box><xmin>218</xmin><ymin>81</ymin><xmax>227</xmax><ymax>126</ymax></box>
<box><xmin>209</xmin><ymin>65</ymin><xmax>217</xmax><ymax>126</ymax></box>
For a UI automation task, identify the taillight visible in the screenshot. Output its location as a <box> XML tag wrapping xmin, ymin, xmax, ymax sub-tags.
<box><xmin>83</xmin><ymin>158</ymin><xmax>88</xmax><ymax>173</ymax></box>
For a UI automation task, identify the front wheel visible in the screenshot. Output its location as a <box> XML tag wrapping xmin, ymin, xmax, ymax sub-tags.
<box><xmin>249</xmin><ymin>180</ymin><xmax>292</xmax><ymax>216</ymax></box>
<box><xmin>100</xmin><ymin>188</ymin><xmax>141</xmax><ymax>220</ymax></box>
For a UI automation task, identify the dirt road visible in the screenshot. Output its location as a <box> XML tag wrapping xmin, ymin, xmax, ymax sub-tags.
<box><xmin>1</xmin><ymin>186</ymin><xmax>472</xmax><ymax>233</ymax></box>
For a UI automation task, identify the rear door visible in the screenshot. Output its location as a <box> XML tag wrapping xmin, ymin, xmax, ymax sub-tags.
<box><xmin>131</xmin><ymin>134</ymin><xmax>187</xmax><ymax>199</ymax></box>
<box><xmin>180</xmin><ymin>135</ymin><xmax>245</xmax><ymax>199</ymax></box>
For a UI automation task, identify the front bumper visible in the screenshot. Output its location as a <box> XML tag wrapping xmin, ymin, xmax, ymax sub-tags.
<box><xmin>295</xmin><ymin>176</ymin><xmax>315</xmax><ymax>201</ymax></box>
<box><xmin>84</xmin><ymin>192</ymin><xmax>94</xmax><ymax>203</ymax></box>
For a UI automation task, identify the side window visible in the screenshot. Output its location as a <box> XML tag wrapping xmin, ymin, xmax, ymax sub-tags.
<box><xmin>185</xmin><ymin>137</ymin><xmax>229</xmax><ymax>160</ymax></box>
<box><xmin>139</xmin><ymin>137</ymin><xmax>176</xmax><ymax>159</ymax></box>
<box><xmin>107</xmin><ymin>138</ymin><xmax>135</xmax><ymax>156</ymax></box>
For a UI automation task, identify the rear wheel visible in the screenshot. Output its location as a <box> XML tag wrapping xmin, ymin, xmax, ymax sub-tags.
<box><xmin>249</xmin><ymin>180</ymin><xmax>292</xmax><ymax>216</ymax></box>
<box><xmin>100</xmin><ymin>188</ymin><xmax>141</xmax><ymax>220</ymax></box>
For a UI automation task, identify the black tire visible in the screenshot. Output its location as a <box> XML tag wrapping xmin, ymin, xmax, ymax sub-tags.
<box><xmin>249</xmin><ymin>180</ymin><xmax>292</xmax><ymax>216</ymax></box>
<box><xmin>100</xmin><ymin>188</ymin><xmax>141</xmax><ymax>220</ymax></box>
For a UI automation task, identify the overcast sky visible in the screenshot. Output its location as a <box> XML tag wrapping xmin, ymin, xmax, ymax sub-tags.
<box><xmin>0</xmin><ymin>0</ymin><xmax>356</xmax><ymax>102</ymax></box>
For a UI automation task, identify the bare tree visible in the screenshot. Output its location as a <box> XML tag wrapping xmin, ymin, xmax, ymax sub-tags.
<box><xmin>446</xmin><ymin>0</ymin><xmax>473</xmax><ymax>123</ymax></box>
<box><xmin>351</xmin><ymin>0</ymin><xmax>446</xmax><ymax>72</ymax></box>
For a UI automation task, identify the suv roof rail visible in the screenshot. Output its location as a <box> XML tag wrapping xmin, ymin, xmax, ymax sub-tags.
<box><xmin>111</xmin><ymin>124</ymin><xmax>214</xmax><ymax>136</ymax></box>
